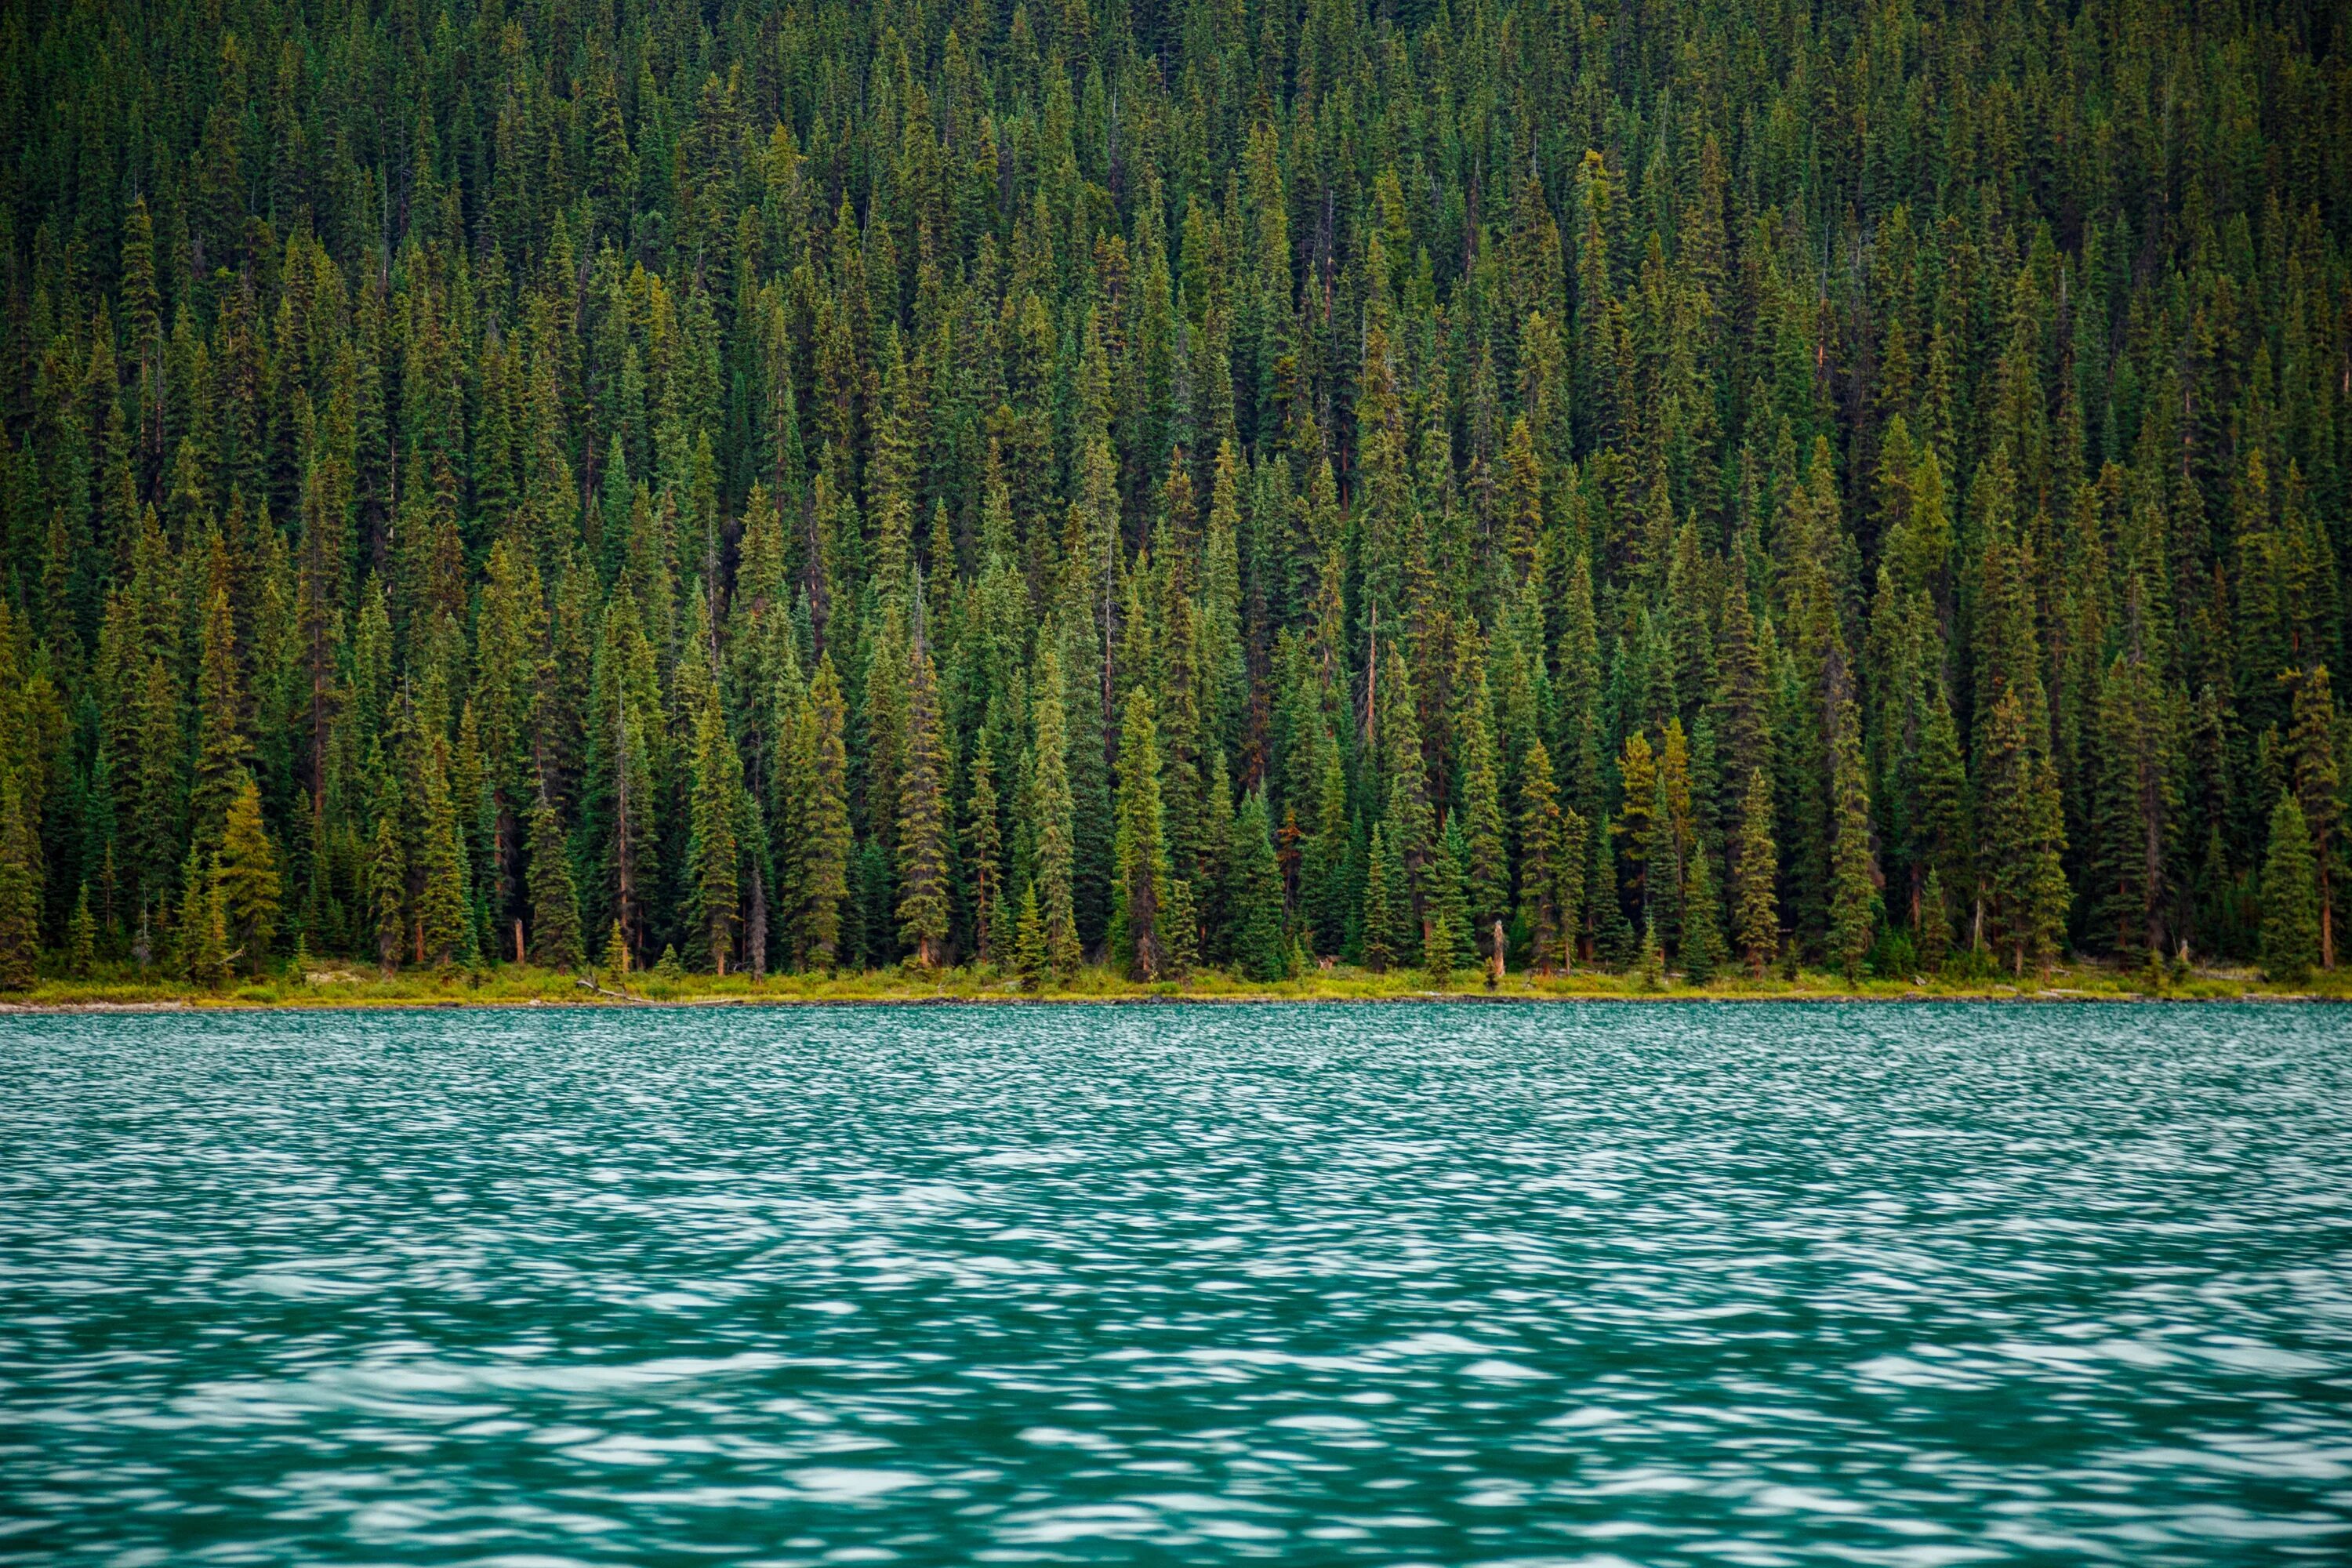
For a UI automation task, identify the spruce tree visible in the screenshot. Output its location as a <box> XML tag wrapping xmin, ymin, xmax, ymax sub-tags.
<box><xmin>68</xmin><ymin>883</ymin><xmax>96</xmax><ymax>978</ymax></box>
<box><xmin>803</xmin><ymin>655</ymin><xmax>853</xmax><ymax>971</ymax></box>
<box><xmin>1229</xmin><ymin>789</ymin><xmax>1287</xmax><ymax>983</ymax></box>
<box><xmin>1682</xmin><ymin>841</ymin><xmax>1726</xmax><ymax>985</ymax></box>
<box><xmin>1161</xmin><ymin>875</ymin><xmax>1199</xmax><ymax>981</ymax></box>
<box><xmin>0</xmin><ymin>769</ymin><xmax>35</xmax><ymax>990</ymax></box>
<box><xmin>2261</xmin><ymin>793</ymin><xmax>2321</xmax><ymax>984</ymax></box>
<box><xmin>1361</xmin><ymin>823</ymin><xmax>1400</xmax><ymax>973</ymax></box>
<box><xmin>190</xmin><ymin>583</ymin><xmax>249</xmax><ymax>852</ymax></box>
<box><xmin>965</xmin><ymin>739</ymin><xmax>1004</xmax><ymax>965</ymax></box>
<box><xmin>370</xmin><ymin>813</ymin><xmax>405</xmax><ymax>975</ymax></box>
<box><xmin>527</xmin><ymin>795</ymin><xmax>584</xmax><ymax>971</ymax></box>
<box><xmin>1828</xmin><ymin>702</ymin><xmax>1877</xmax><ymax>984</ymax></box>
<box><xmin>1113</xmin><ymin>687</ymin><xmax>1170</xmax><ymax>979</ymax></box>
<box><xmin>1980</xmin><ymin>690</ymin><xmax>2069</xmax><ymax>977</ymax></box>
<box><xmin>187</xmin><ymin>855</ymin><xmax>230</xmax><ymax>991</ymax></box>
<box><xmin>1013</xmin><ymin>883</ymin><xmax>1049</xmax><ymax>992</ymax></box>
<box><xmin>1029</xmin><ymin>642</ymin><xmax>1082</xmax><ymax>977</ymax></box>
<box><xmin>895</xmin><ymin>641</ymin><xmax>951</xmax><ymax>967</ymax></box>
<box><xmin>1424</xmin><ymin>817</ymin><xmax>1469</xmax><ymax>986</ymax></box>
<box><xmin>688</xmin><ymin>691</ymin><xmax>742</xmax><ymax>973</ymax></box>
<box><xmin>1515</xmin><ymin>738</ymin><xmax>1564</xmax><ymax>972</ymax></box>
<box><xmin>1733</xmin><ymin>768</ymin><xmax>1780</xmax><ymax>975</ymax></box>
<box><xmin>216</xmin><ymin>774</ymin><xmax>280</xmax><ymax>977</ymax></box>
<box><xmin>1918</xmin><ymin>866</ymin><xmax>1953</xmax><ymax>973</ymax></box>
<box><xmin>416</xmin><ymin>760</ymin><xmax>470</xmax><ymax>969</ymax></box>
<box><xmin>2288</xmin><ymin>667</ymin><xmax>2340</xmax><ymax>970</ymax></box>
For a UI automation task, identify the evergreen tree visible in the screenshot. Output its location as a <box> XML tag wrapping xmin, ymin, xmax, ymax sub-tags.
<box><xmin>1424</xmin><ymin>816</ymin><xmax>1469</xmax><ymax>986</ymax></box>
<box><xmin>216</xmin><ymin>774</ymin><xmax>280</xmax><ymax>977</ymax></box>
<box><xmin>1979</xmin><ymin>690</ymin><xmax>2069</xmax><ymax>977</ymax></box>
<box><xmin>1516</xmin><ymin>738</ymin><xmax>1565</xmax><ymax>972</ymax></box>
<box><xmin>1828</xmin><ymin>702</ymin><xmax>1877</xmax><ymax>984</ymax></box>
<box><xmin>369</xmin><ymin>813</ymin><xmax>405</xmax><ymax>975</ymax></box>
<box><xmin>1733</xmin><ymin>769</ymin><xmax>1780</xmax><ymax>975</ymax></box>
<box><xmin>1682</xmin><ymin>841</ymin><xmax>1726</xmax><ymax>985</ymax></box>
<box><xmin>185</xmin><ymin>853</ymin><xmax>230</xmax><ymax>990</ymax></box>
<box><xmin>1361</xmin><ymin>823</ymin><xmax>1402</xmax><ymax>973</ymax></box>
<box><xmin>1029</xmin><ymin>641</ymin><xmax>1082</xmax><ymax>978</ymax></box>
<box><xmin>2261</xmin><ymin>793</ymin><xmax>2321</xmax><ymax>985</ymax></box>
<box><xmin>68</xmin><ymin>884</ymin><xmax>96</xmax><ymax>978</ymax></box>
<box><xmin>1113</xmin><ymin>687</ymin><xmax>1171</xmax><ymax>979</ymax></box>
<box><xmin>2288</xmin><ymin>668</ymin><xmax>2341</xmax><ymax>970</ymax></box>
<box><xmin>1162</xmin><ymin>875</ymin><xmax>1200</xmax><ymax>981</ymax></box>
<box><xmin>802</xmin><ymin>656</ymin><xmax>853</xmax><ymax>971</ymax></box>
<box><xmin>190</xmin><ymin>583</ymin><xmax>249</xmax><ymax>851</ymax></box>
<box><xmin>416</xmin><ymin>759</ymin><xmax>470</xmax><ymax>969</ymax></box>
<box><xmin>1228</xmin><ymin>789</ymin><xmax>1287</xmax><ymax>983</ymax></box>
<box><xmin>1918</xmin><ymin>866</ymin><xmax>1953</xmax><ymax>973</ymax></box>
<box><xmin>687</xmin><ymin>691</ymin><xmax>744</xmax><ymax>974</ymax></box>
<box><xmin>965</xmin><ymin>739</ymin><xmax>1004</xmax><ymax>966</ymax></box>
<box><xmin>895</xmin><ymin>640</ymin><xmax>951</xmax><ymax>967</ymax></box>
<box><xmin>0</xmin><ymin>769</ymin><xmax>35</xmax><ymax>990</ymax></box>
<box><xmin>1013</xmin><ymin>882</ymin><xmax>1049</xmax><ymax>992</ymax></box>
<box><xmin>527</xmin><ymin>795</ymin><xmax>584</xmax><ymax>971</ymax></box>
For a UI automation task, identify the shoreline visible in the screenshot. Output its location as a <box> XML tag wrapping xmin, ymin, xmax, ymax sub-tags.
<box><xmin>5</xmin><ymin>964</ymin><xmax>2344</xmax><ymax>1014</ymax></box>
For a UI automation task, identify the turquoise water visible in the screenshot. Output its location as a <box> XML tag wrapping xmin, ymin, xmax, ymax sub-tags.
<box><xmin>2</xmin><ymin>1004</ymin><xmax>2349</xmax><ymax>1565</ymax></box>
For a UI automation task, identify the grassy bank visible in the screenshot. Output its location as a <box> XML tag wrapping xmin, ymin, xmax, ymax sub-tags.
<box><xmin>6</xmin><ymin>958</ymin><xmax>2348</xmax><ymax>1011</ymax></box>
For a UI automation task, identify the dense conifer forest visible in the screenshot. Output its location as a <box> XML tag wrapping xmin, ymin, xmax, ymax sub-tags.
<box><xmin>0</xmin><ymin>0</ymin><xmax>2347</xmax><ymax>993</ymax></box>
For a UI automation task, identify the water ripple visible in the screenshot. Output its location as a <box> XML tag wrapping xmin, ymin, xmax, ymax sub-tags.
<box><xmin>3</xmin><ymin>1003</ymin><xmax>2350</xmax><ymax>1563</ymax></box>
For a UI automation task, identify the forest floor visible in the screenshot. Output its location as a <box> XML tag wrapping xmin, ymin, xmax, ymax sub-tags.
<box><xmin>6</xmin><ymin>958</ymin><xmax>2350</xmax><ymax>1011</ymax></box>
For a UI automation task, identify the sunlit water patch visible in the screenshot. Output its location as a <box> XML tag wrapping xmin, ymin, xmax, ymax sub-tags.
<box><xmin>3</xmin><ymin>1003</ymin><xmax>2349</xmax><ymax>1564</ymax></box>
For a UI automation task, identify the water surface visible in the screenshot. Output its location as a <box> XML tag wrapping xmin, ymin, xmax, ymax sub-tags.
<box><xmin>2</xmin><ymin>1003</ymin><xmax>2349</xmax><ymax>1563</ymax></box>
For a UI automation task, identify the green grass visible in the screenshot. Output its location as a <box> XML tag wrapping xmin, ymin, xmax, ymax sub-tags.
<box><xmin>7</xmin><ymin>956</ymin><xmax>2347</xmax><ymax>1011</ymax></box>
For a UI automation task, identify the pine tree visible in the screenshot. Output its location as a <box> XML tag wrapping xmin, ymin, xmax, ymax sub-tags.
<box><xmin>216</xmin><ymin>774</ymin><xmax>280</xmax><ymax>977</ymax></box>
<box><xmin>965</xmin><ymin>739</ymin><xmax>1004</xmax><ymax>965</ymax></box>
<box><xmin>68</xmin><ymin>883</ymin><xmax>97</xmax><ymax>978</ymax></box>
<box><xmin>1733</xmin><ymin>768</ymin><xmax>1780</xmax><ymax>975</ymax></box>
<box><xmin>190</xmin><ymin>583</ymin><xmax>249</xmax><ymax>851</ymax></box>
<box><xmin>1424</xmin><ymin>816</ymin><xmax>1469</xmax><ymax>986</ymax></box>
<box><xmin>1980</xmin><ymin>690</ymin><xmax>2069</xmax><ymax>977</ymax></box>
<box><xmin>527</xmin><ymin>795</ymin><xmax>584</xmax><ymax>971</ymax></box>
<box><xmin>1013</xmin><ymin>882</ymin><xmax>1049</xmax><ymax>992</ymax></box>
<box><xmin>895</xmin><ymin>641</ymin><xmax>951</xmax><ymax>967</ymax></box>
<box><xmin>2261</xmin><ymin>793</ymin><xmax>2321</xmax><ymax>984</ymax></box>
<box><xmin>1918</xmin><ymin>866</ymin><xmax>1953</xmax><ymax>972</ymax></box>
<box><xmin>1361</xmin><ymin>823</ymin><xmax>1400</xmax><ymax>973</ymax></box>
<box><xmin>803</xmin><ymin>655</ymin><xmax>853</xmax><ymax>971</ymax></box>
<box><xmin>1029</xmin><ymin>641</ymin><xmax>1082</xmax><ymax>978</ymax></box>
<box><xmin>1828</xmin><ymin>702</ymin><xmax>1877</xmax><ymax>983</ymax></box>
<box><xmin>186</xmin><ymin>854</ymin><xmax>230</xmax><ymax>990</ymax></box>
<box><xmin>688</xmin><ymin>691</ymin><xmax>742</xmax><ymax>973</ymax></box>
<box><xmin>1161</xmin><ymin>875</ymin><xmax>1200</xmax><ymax>981</ymax></box>
<box><xmin>1113</xmin><ymin>687</ymin><xmax>1170</xmax><ymax>979</ymax></box>
<box><xmin>0</xmin><ymin>768</ymin><xmax>36</xmax><ymax>990</ymax></box>
<box><xmin>1229</xmin><ymin>788</ymin><xmax>1287</xmax><ymax>982</ymax></box>
<box><xmin>1682</xmin><ymin>841</ymin><xmax>1726</xmax><ymax>985</ymax></box>
<box><xmin>1516</xmin><ymin>738</ymin><xmax>1565</xmax><ymax>972</ymax></box>
<box><xmin>370</xmin><ymin>812</ymin><xmax>405</xmax><ymax>975</ymax></box>
<box><xmin>1590</xmin><ymin>813</ymin><xmax>1635</xmax><ymax>967</ymax></box>
<box><xmin>416</xmin><ymin>759</ymin><xmax>470</xmax><ymax>969</ymax></box>
<box><xmin>2288</xmin><ymin>667</ymin><xmax>2341</xmax><ymax>970</ymax></box>
<box><xmin>1614</xmin><ymin>731</ymin><xmax>1660</xmax><ymax>911</ymax></box>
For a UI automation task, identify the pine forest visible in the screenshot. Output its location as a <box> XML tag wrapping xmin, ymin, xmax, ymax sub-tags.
<box><xmin>1</xmin><ymin>0</ymin><xmax>2349</xmax><ymax>996</ymax></box>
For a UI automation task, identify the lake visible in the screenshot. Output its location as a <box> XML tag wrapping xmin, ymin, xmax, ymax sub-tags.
<box><xmin>2</xmin><ymin>1003</ymin><xmax>2347</xmax><ymax>1564</ymax></box>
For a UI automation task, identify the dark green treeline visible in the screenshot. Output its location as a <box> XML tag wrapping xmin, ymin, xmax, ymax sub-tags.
<box><xmin>1</xmin><ymin>0</ymin><xmax>2349</xmax><ymax>989</ymax></box>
